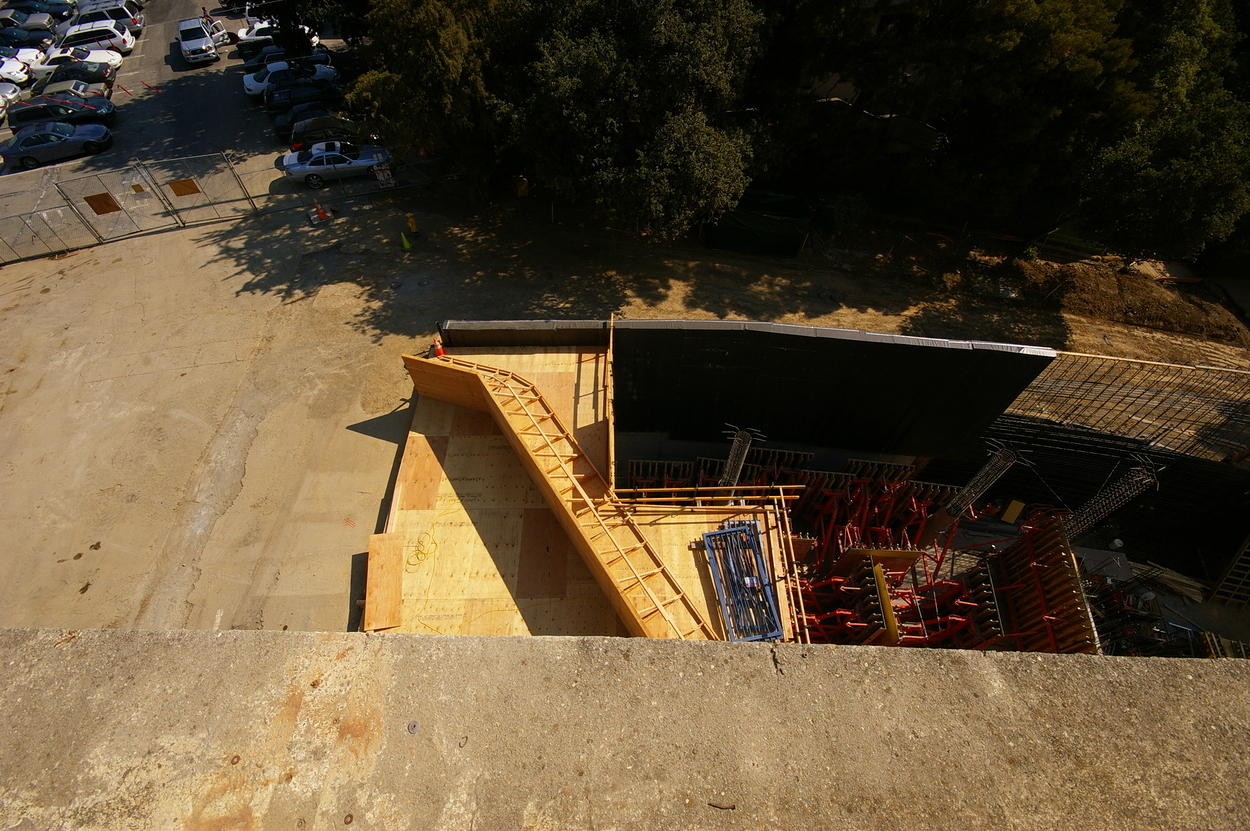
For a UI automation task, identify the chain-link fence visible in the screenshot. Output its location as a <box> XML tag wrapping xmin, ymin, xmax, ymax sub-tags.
<box><xmin>54</xmin><ymin>165</ymin><xmax>181</xmax><ymax>240</ymax></box>
<box><xmin>140</xmin><ymin>153</ymin><xmax>256</xmax><ymax>224</ymax></box>
<box><xmin>0</xmin><ymin>149</ymin><xmax>415</xmax><ymax>266</ymax></box>
<box><xmin>0</xmin><ymin>205</ymin><xmax>99</xmax><ymax>261</ymax></box>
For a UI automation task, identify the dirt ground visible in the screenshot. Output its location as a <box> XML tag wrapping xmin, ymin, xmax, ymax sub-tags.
<box><xmin>419</xmin><ymin>199</ymin><xmax>1250</xmax><ymax>368</ymax></box>
<box><xmin>1</xmin><ymin>191</ymin><xmax>1246</xmax><ymax>634</ymax></box>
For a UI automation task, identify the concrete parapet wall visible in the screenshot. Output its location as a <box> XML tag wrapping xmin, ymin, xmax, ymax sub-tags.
<box><xmin>1</xmin><ymin>628</ymin><xmax>1247</xmax><ymax>830</ymax></box>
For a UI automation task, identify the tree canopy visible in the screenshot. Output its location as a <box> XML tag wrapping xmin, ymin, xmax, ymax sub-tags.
<box><xmin>291</xmin><ymin>0</ymin><xmax>1250</xmax><ymax>256</ymax></box>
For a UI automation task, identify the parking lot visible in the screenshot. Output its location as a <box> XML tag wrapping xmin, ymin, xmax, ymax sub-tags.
<box><xmin>0</xmin><ymin>0</ymin><xmax>393</xmax><ymax>232</ymax></box>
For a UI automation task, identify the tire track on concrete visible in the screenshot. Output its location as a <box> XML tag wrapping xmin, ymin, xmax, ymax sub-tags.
<box><xmin>131</xmin><ymin>325</ymin><xmax>278</xmax><ymax>629</ymax></box>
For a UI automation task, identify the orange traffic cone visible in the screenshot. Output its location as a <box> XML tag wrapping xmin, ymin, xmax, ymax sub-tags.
<box><xmin>430</xmin><ymin>335</ymin><xmax>445</xmax><ymax>358</ymax></box>
<box><xmin>314</xmin><ymin>200</ymin><xmax>330</xmax><ymax>221</ymax></box>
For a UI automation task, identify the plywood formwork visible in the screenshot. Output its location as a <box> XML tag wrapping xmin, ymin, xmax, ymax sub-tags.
<box><xmin>402</xmin><ymin>355</ymin><xmax>716</xmax><ymax>639</ymax></box>
<box><xmin>373</xmin><ymin>346</ymin><xmax>621</xmax><ymax>636</ymax></box>
<box><xmin>368</xmin><ymin>347</ymin><xmax>794</xmax><ymax>641</ymax></box>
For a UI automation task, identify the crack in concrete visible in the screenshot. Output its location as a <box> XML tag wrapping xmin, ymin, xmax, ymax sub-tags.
<box><xmin>770</xmin><ymin>645</ymin><xmax>785</xmax><ymax>676</ymax></box>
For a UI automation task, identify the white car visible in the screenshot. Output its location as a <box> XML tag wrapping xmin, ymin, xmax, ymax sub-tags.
<box><xmin>235</xmin><ymin>18</ymin><xmax>317</xmax><ymax>50</ymax></box>
<box><xmin>57</xmin><ymin>20</ymin><xmax>134</xmax><ymax>54</ymax></box>
<box><xmin>0</xmin><ymin>81</ymin><xmax>22</xmax><ymax>105</ymax></box>
<box><xmin>29</xmin><ymin>46</ymin><xmax>122</xmax><ymax>78</ymax></box>
<box><xmin>0</xmin><ymin>57</ymin><xmax>29</xmax><ymax>84</ymax></box>
<box><xmin>0</xmin><ymin>46</ymin><xmax>43</xmax><ymax>66</ymax></box>
<box><xmin>242</xmin><ymin>59</ymin><xmax>336</xmax><ymax>96</ymax></box>
<box><xmin>176</xmin><ymin>17</ymin><xmax>228</xmax><ymax>64</ymax></box>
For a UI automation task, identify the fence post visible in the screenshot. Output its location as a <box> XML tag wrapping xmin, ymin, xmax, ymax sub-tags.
<box><xmin>137</xmin><ymin>163</ymin><xmax>185</xmax><ymax>227</ymax></box>
<box><xmin>223</xmin><ymin>152</ymin><xmax>259</xmax><ymax>214</ymax></box>
<box><xmin>53</xmin><ymin>182</ymin><xmax>105</xmax><ymax>245</ymax></box>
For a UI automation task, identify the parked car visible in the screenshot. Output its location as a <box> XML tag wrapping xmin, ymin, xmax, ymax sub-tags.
<box><xmin>274</xmin><ymin>141</ymin><xmax>390</xmax><ymax>189</ymax></box>
<box><xmin>176</xmin><ymin>17</ymin><xmax>227</xmax><ymax>64</ymax></box>
<box><xmin>0</xmin><ymin>26</ymin><xmax>52</xmax><ymax>48</ymax></box>
<box><xmin>289</xmin><ymin>115</ymin><xmax>373</xmax><ymax>151</ymax></box>
<box><xmin>7</xmin><ymin>92</ymin><xmax>116</xmax><ymax>128</ymax></box>
<box><xmin>235</xmin><ymin>17</ymin><xmax>317</xmax><ymax>52</ymax></box>
<box><xmin>29</xmin><ymin>46</ymin><xmax>123</xmax><ymax>79</ymax></box>
<box><xmin>40</xmin><ymin>77</ymin><xmax>111</xmax><ymax>99</ymax></box>
<box><xmin>0</xmin><ymin>120</ymin><xmax>111</xmax><ymax>170</ymax></box>
<box><xmin>263</xmin><ymin>79</ymin><xmax>340</xmax><ymax>113</ymax></box>
<box><xmin>270</xmin><ymin>101</ymin><xmax>334</xmax><ymax>141</ymax></box>
<box><xmin>32</xmin><ymin>59</ymin><xmax>115</xmax><ymax>93</ymax></box>
<box><xmin>242</xmin><ymin>59</ymin><xmax>336</xmax><ymax>96</ymax></box>
<box><xmin>5</xmin><ymin>0</ymin><xmax>76</xmax><ymax>20</ymax></box>
<box><xmin>242</xmin><ymin>43</ymin><xmax>330</xmax><ymax>73</ymax></box>
<box><xmin>0</xmin><ymin>44</ymin><xmax>42</xmax><ymax>64</ymax></box>
<box><xmin>57</xmin><ymin>21</ymin><xmax>134</xmax><ymax>54</ymax></box>
<box><xmin>0</xmin><ymin>80</ymin><xmax>21</xmax><ymax>104</ymax></box>
<box><xmin>0</xmin><ymin>56</ymin><xmax>27</xmax><ymax>83</ymax></box>
<box><xmin>0</xmin><ymin>8</ymin><xmax>54</xmax><ymax>31</ymax></box>
<box><xmin>69</xmin><ymin>0</ymin><xmax>145</xmax><ymax>36</ymax></box>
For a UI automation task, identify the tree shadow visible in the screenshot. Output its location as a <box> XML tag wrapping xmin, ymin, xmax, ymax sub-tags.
<box><xmin>194</xmin><ymin>192</ymin><xmax>1078</xmax><ymax>347</ymax></box>
<box><xmin>69</xmin><ymin>60</ymin><xmax>282</xmax><ymax>173</ymax></box>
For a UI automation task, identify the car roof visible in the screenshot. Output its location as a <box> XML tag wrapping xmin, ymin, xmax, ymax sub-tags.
<box><xmin>63</xmin><ymin>21</ymin><xmax>123</xmax><ymax>34</ymax></box>
<box><xmin>15</xmin><ymin>95</ymin><xmax>86</xmax><ymax>106</ymax></box>
<box><xmin>11</xmin><ymin>120</ymin><xmax>69</xmax><ymax>134</ymax></box>
<box><xmin>294</xmin><ymin>115</ymin><xmax>352</xmax><ymax>129</ymax></box>
<box><xmin>78</xmin><ymin>0</ymin><xmax>135</xmax><ymax>10</ymax></box>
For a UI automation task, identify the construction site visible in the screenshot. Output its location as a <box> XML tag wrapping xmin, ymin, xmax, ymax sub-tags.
<box><xmin>3</xmin><ymin>217</ymin><xmax>1249</xmax><ymax>828</ymax></box>
<box><xmin>364</xmin><ymin>320</ymin><xmax>1250</xmax><ymax>659</ymax></box>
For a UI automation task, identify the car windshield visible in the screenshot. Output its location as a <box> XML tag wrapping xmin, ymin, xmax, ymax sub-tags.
<box><xmin>180</xmin><ymin>25</ymin><xmax>205</xmax><ymax>40</ymax></box>
<box><xmin>8</xmin><ymin>11</ymin><xmax>28</xmax><ymax>22</ymax></box>
<box><xmin>49</xmin><ymin>121</ymin><xmax>72</xmax><ymax>137</ymax></box>
<box><xmin>254</xmin><ymin>66</ymin><xmax>272</xmax><ymax>82</ymax></box>
<box><xmin>295</xmin><ymin>150</ymin><xmax>312</xmax><ymax>164</ymax></box>
<box><xmin>69</xmin><ymin>47</ymin><xmax>89</xmax><ymax>59</ymax></box>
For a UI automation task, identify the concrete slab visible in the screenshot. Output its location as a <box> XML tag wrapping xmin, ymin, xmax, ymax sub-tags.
<box><xmin>0</xmin><ymin>628</ymin><xmax>1246</xmax><ymax>830</ymax></box>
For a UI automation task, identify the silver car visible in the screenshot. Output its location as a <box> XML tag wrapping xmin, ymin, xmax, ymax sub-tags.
<box><xmin>274</xmin><ymin>141</ymin><xmax>390</xmax><ymax>189</ymax></box>
<box><xmin>0</xmin><ymin>120</ymin><xmax>111</xmax><ymax>170</ymax></box>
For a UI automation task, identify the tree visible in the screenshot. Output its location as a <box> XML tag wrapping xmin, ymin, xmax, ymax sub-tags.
<box><xmin>1079</xmin><ymin>0</ymin><xmax>1250</xmax><ymax>258</ymax></box>
<box><xmin>348</xmin><ymin>0</ymin><xmax>492</xmax><ymax>153</ymax></box>
<box><xmin>349</xmin><ymin>0</ymin><xmax>761</xmax><ymax>239</ymax></box>
<box><xmin>510</xmin><ymin>0</ymin><xmax>760</xmax><ymax>236</ymax></box>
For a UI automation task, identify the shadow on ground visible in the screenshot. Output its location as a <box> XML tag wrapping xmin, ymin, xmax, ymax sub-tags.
<box><xmin>190</xmin><ymin>192</ymin><xmax>1077</xmax><ymax>348</ymax></box>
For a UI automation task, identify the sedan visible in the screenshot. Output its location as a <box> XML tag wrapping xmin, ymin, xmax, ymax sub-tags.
<box><xmin>40</xmin><ymin>78</ymin><xmax>111</xmax><ymax>99</ymax></box>
<box><xmin>32</xmin><ymin>59</ymin><xmax>115</xmax><ymax>93</ymax></box>
<box><xmin>242</xmin><ymin>44</ymin><xmax>330</xmax><ymax>73</ymax></box>
<box><xmin>5</xmin><ymin>0</ymin><xmax>75</xmax><ymax>21</ymax></box>
<box><xmin>235</xmin><ymin>18</ymin><xmax>318</xmax><ymax>52</ymax></box>
<box><xmin>0</xmin><ymin>56</ymin><xmax>28</xmax><ymax>83</ymax></box>
<box><xmin>29</xmin><ymin>47</ymin><xmax>123</xmax><ymax>79</ymax></box>
<box><xmin>0</xmin><ymin>81</ymin><xmax>21</xmax><ymax>105</ymax></box>
<box><xmin>6</xmin><ymin>92</ymin><xmax>116</xmax><ymax>128</ymax></box>
<box><xmin>263</xmin><ymin>79</ymin><xmax>340</xmax><ymax>113</ymax></box>
<box><xmin>0</xmin><ymin>45</ymin><xmax>43</xmax><ymax>65</ymax></box>
<box><xmin>270</xmin><ymin>100</ymin><xmax>333</xmax><ymax>141</ymax></box>
<box><xmin>274</xmin><ymin>141</ymin><xmax>390</xmax><ymax>189</ymax></box>
<box><xmin>0</xmin><ymin>120</ymin><xmax>111</xmax><ymax>170</ymax></box>
<box><xmin>0</xmin><ymin>8</ymin><xmax>54</xmax><ymax>31</ymax></box>
<box><xmin>0</xmin><ymin>26</ymin><xmax>53</xmax><ymax>48</ymax></box>
<box><xmin>289</xmin><ymin>115</ymin><xmax>373</xmax><ymax>150</ymax></box>
<box><xmin>242</xmin><ymin>60</ymin><xmax>336</xmax><ymax>96</ymax></box>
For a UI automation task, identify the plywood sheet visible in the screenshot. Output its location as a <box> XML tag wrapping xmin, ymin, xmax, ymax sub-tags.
<box><xmin>377</xmin><ymin>346</ymin><xmax>803</xmax><ymax>640</ymax></box>
<box><xmin>363</xmin><ymin>533</ymin><xmax>404</xmax><ymax>632</ymax></box>
<box><xmin>380</xmin><ymin>347</ymin><xmax>619</xmax><ymax>636</ymax></box>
